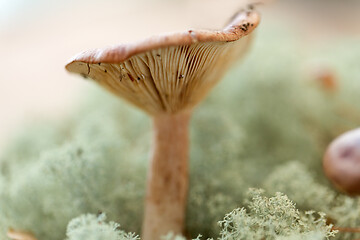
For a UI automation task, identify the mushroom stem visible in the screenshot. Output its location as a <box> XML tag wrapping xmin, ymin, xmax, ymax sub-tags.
<box><xmin>142</xmin><ymin>111</ymin><xmax>191</xmax><ymax>240</ymax></box>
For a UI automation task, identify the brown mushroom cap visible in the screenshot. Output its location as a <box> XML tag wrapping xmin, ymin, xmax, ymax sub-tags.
<box><xmin>66</xmin><ymin>9</ymin><xmax>260</xmax><ymax>115</ymax></box>
<box><xmin>323</xmin><ymin>128</ymin><xmax>360</xmax><ymax>195</ymax></box>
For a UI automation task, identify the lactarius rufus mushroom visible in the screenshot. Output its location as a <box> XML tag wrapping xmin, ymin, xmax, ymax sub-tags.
<box><xmin>66</xmin><ymin>9</ymin><xmax>260</xmax><ymax>240</ymax></box>
<box><xmin>323</xmin><ymin>128</ymin><xmax>360</xmax><ymax>195</ymax></box>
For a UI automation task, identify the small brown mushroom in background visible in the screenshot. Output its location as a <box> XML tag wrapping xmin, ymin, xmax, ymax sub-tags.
<box><xmin>66</xmin><ymin>8</ymin><xmax>260</xmax><ymax>240</ymax></box>
<box><xmin>7</xmin><ymin>229</ymin><xmax>37</xmax><ymax>240</ymax></box>
<box><xmin>305</xmin><ymin>64</ymin><xmax>360</xmax><ymax>125</ymax></box>
<box><xmin>305</xmin><ymin>63</ymin><xmax>338</xmax><ymax>92</ymax></box>
<box><xmin>323</xmin><ymin>128</ymin><xmax>360</xmax><ymax>195</ymax></box>
<box><xmin>312</xmin><ymin>66</ymin><xmax>337</xmax><ymax>92</ymax></box>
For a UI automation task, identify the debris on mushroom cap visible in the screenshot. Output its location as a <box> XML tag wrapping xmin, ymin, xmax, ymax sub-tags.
<box><xmin>323</xmin><ymin>128</ymin><xmax>360</xmax><ymax>195</ymax></box>
<box><xmin>66</xmin><ymin>10</ymin><xmax>260</xmax><ymax>115</ymax></box>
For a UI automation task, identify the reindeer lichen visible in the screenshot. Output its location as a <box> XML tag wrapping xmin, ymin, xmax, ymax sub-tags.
<box><xmin>66</xmin><ymin>213</ymin><xmax>139</xmax><ymax>240</ymax></box>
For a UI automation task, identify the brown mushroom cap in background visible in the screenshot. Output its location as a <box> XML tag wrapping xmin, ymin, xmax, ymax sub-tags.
<box><xmin>323</xmin><ymin>128</ymin><xmax>360</xmax><ymax>195</ymax></box>
<box><xmin>66</xmin><ymin>10</ymin><xmax>260</xmax><ymax>115</ymax></box>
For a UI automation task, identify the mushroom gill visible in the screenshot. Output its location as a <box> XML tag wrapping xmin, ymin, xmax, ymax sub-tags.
<box><xmin>66</xmin><ymin>11</ymin><xmax>258</xmax><ymax>115</ymax></box>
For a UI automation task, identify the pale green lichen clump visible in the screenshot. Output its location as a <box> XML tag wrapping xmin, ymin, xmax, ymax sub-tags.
<box><xmin>65</xmin><ymin>213</ymin><xmax>140</xmax><ymax>240</ymax></box>
<box><xmin>65</xmin><ymin>189</ymin><xmax>336</xmax><ymax>240</ymax></box>
<box><xmin>218</xmin><ymin>189</ymin><xmax>335</xmax><ymax>240</ymax></box>
<box><xmin>1</xmin><ymin>21</ymin><xmax>360</xmax><ymax>240</ymax></box>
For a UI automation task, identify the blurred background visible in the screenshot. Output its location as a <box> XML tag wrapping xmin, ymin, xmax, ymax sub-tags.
<box><xmin>0</xmin><ymin>0</ymin><xmax>359</xmax><ymax>152</ymax></box>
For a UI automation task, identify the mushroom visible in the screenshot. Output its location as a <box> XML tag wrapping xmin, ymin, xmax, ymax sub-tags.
<box><xmin>323</xmin><ymin>128</ymin><xmax>360</xmax><ymax>195</ymax></box>
<box><xmin>310</xmin><ymin>65</ymin><xmax>337</xmax><ymax>92</ymax></box>
<box><xmin>65</xmin><ymin>8</ymin><xmax>260</xmax><ymax>240</ymax></box>
<box><xmin>7</xmin><ymin>229</ymin><xmax>37</xmax><ymax>240</ymax></box>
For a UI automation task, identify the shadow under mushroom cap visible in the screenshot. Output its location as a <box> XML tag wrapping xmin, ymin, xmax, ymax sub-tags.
<box><xmin>66</xmin><ymin>10</ymin><xmax>260</xmax><ymax>115</ymax></box>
